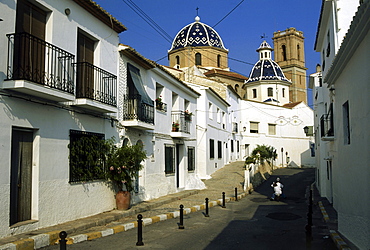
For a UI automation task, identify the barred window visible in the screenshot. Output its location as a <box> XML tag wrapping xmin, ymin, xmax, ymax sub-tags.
<box><xmin>69</xmin><ymin>130</ymin><xmax>105</xmax><ymax>183</ymax></box>
<box><xmin>188</xmin><ymin>147</ymin><xmax>195</xmax><ymax>171</ymax></box>
<box><xmin>165</xmin><ymin>145</ymin><xmax>175</xmax><ymax>174</ymax></box>
<box><xmin>210</xmin><ymin>139</ymin><xmax>214</xmax><ymax>159</ymax></box>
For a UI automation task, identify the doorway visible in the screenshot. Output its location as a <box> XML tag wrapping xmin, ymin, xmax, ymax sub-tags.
<box><xmin>10</xmin><ymin>128</ymin><xmax>34</xmax><ymax>226</ymax></box>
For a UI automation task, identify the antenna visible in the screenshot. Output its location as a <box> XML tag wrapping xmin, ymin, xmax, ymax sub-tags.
<box><xmin>196</xmin><ymin>7</ymin><xmax>199</xmax><ymax>16</ymax></box>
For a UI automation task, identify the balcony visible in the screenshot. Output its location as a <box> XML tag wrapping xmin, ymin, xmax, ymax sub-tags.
<box><xmin>320</xmin><ymin>113</ymin><xmax>334</xmax><ymax>141</ymax></box>
<box><xmin>4</xmin><ymin>32</ymin><xmax>75</xmax><ymax>102</ymax></box>
<box><xmin>121</xmin><ymin>94</ymin><xmax>154</xmax><ymax>130</ymax></box>
<box><xmin>171</xmin><ymin>111</ymin><xmax>191</xmax><ymax>138</ymax></box>
<box><xmin>155</xmin><ymin>100</ymin><xmax>167</xmax><ymax>112</ymax></box>
<box><xmin>71</xmin><ymin>62</ymin><xmax>117</xmax><ymax>113</ymax></box>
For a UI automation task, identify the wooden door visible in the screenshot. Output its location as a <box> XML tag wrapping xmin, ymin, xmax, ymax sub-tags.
<box><xmin>14</xmin><ymin>0</ymin><xmax>46</xmax><ymax>82</ymax></box>
<box><xmin>10</xmin><ymin>129</ymin><xmax>33</xmax><ymax>226</ymax></box>
<box><xmin>76</xmin><ymin>32</ymin><xmax>94</xmax><ymax>99</ymax></box>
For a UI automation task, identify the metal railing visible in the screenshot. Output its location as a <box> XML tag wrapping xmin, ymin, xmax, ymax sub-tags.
<box><xmin>73</xmin><ymin>62</ymin><xmax>117</xmax><ymax>106</ymax></box>
<box><xmin>6</xmin><ymin>32</ymin><xmax>75</xmax><ymax>94</ymax></box>
<box><xmin>171</xmin><ymin>111</ymin><xmax>190</xmax><ymax>133</ymax></box>
<box><xmin>320</xmin><ymin>113</ymin><xmax>334</xmax><ymax>137</ymax></box>
<box><xmin>155</xmin><ymin>100</ymin><xmax>167</xmax><ymax>112</ymax></box>
<box><xmin>123</xmin><ymin>94</ymin><xmax>154</xmax><ymax>124</ymax></box>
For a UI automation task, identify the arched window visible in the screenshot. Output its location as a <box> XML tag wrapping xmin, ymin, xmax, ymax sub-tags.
<box><xmin>235</xmin><ymin>84</ymin><xmax>239</xmax><ymax>93</ymax></box>
<box><xmin>260</xmin><ymin>52</ymin><xmax>263</xmax><ymax>59</ymax></box>
<box><xmin>265</xmin><ymin>52</ymin><xmax>267</xmax><ymax>58</ymax></box>
<box><xmin>282</xmin><ymin>88</ymin><xmax>285</xmax><ymax>98</ymax></box>
<box><xmin>217</xmin><ymin>55</ymin><xmax>221</xmax><ymax>67</ymax></box>
<box><xmin>282</xmin><ymin>45</ymin><xmax>287</xmax><ymax>61</ymax></box>
<box><xmin>195</xmin><ymin>53</ymin><xmax>202</xmax><ymax>65</ymax></box>
<box><xmin>176</xmin><ymin>55</ymin><xmax>180</xmax><ymax>65</ymax></box>
<box><xmin>267</xmin><ymin>87</ymin><xmax>273</xmax><ymax>97</ymax></box>
<box><xmin>297</xmin><ymin>45</ymin><xmax>300</xmax><ymax>61</ymax></box>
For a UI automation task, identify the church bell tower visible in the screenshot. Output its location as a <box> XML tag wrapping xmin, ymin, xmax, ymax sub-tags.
<box><xmin>273</xmin><ymin>28</ymin><xmax>307</xmax><ymax>104</ymax></box>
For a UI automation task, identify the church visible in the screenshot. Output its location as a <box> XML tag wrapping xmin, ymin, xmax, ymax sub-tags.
<box><xmin>165</xmin><ymin>16</ymin><xmax>315</xmax><ymax>169</ymax></box>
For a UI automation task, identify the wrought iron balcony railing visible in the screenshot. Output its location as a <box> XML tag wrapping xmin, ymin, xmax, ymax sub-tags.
<box><xmin>171</xmin><ymin>111</ymin><xmax>190</xmax><ymax>133</ymax></box>
<box><xmin>6</xmin><ymin>32</ymin><xmax>75</xmax><ymax>94</ymax></box>
<box><xmin>73</xmin><ymin>62</ymin><xmax>117</xmax><ymax>107</ymax></box>
<box><xmin>155</xmin><ymin>100</ymin><xmax>167</xmax><ymax>112</ymax></box>
<box><xmin>123</xmin><ymin>94</ymin><xmax>154</xmax><ymax>124</ymax></box>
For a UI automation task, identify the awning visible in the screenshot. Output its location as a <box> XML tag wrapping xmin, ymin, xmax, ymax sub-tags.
<box><xmin>127</xmin><ymin>63</ymin><xmax>153</xmax><ymax>106</ymax></box>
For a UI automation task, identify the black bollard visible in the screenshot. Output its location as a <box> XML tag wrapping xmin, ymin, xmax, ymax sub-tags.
<box><xmin>205</xmin><ymin>198</ymin><xmax>209</xmax><ymax>217</ymax></box>
<box><xmin>235</xmin><ymin>187</ymin><xmax>238</xmax><ymax>201</ymax></box>
<box><xmin>222</xmin><ymin>192</ymin><xmax>226</xmax><ymax>208</ymax></box>
<box><xmin>59</xmin><ymin>231</ymin><xmax>67</xmax><ymax>250</ymax></box>
<box><xmin>179</xmin><ymin>204</ymin><xmax>185</xmax><ymax>229</ymax></box>
<box><xmin>136</xmin><ymin>214</ymin><xmax>144</xmax><ymax>246</ymax></box>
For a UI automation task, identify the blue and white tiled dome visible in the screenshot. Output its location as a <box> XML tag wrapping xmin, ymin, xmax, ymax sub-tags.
<box><xmin>246</xmin><ymin>41</ymin><xmax>290</xmax><ymax>83</ymax></box>
<box><xmin>169</xmin><ymin>16</ymin><xmax>227</xmax><ymax>51</ymax></box>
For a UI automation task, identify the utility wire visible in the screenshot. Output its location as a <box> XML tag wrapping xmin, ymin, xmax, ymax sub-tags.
<box><xmin>213</xmin><ymin>0</ymin><xmax>245</xmax><ymax>28</ymax></box>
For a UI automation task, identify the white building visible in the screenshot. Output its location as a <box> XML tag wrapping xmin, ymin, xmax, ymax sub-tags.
<box><xmin>311</xmin><ymin>1</ymin><xmax>370</xmax><ymax>248</ymax></box>
<box><xmin>118</xmin><ymin>45</ymin><xmax>202</xmax><ymax>201</ymax></box>
<box><xmin>0</xmin><ymin>0</ymin><xmax>125</xmax><ymax>239</ymax></box>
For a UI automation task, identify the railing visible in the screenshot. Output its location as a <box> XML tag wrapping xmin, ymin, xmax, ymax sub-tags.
<box><xmin>123</xmin><ymin>94</ymin><xmax>154</xmax><ymax>124</ymax></box>
<box><xmin>6</xmin><ymin>32</ymin><xmax>75</xmax><ymax>94</ymax></box>
<box><xmin>73</xmin><ymin>62</ymin><xmax>117</xmax><ymax>106</ymax></box>
<box><xmin>232</xmin><ymin>122</ymin><xmax>238</xmax><ymax>133</ymax></box>
<box><xmin>171</xmin><ymin>111</ymin><xmax>190</xmax><ymax>134</ymax></box>
<box><xmin>320</xmin><ymin>113</ymin><xmax>334</xmax><ymax>137</ymax></box>
<box><xmin>155</xmin><ymin>100</ymin><xmax>167</xmax><ymax>112</ymax></box>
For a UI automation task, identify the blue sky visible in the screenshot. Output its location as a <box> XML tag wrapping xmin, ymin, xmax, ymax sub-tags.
<box><xmin>95</xmin><ymin>0</ymin><xmax>322</xmax><ymax>107</ymax></box>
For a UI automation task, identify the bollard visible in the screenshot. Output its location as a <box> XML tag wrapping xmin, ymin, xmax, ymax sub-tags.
<box><xmin>59</xmin><ymin>231</ymin><xmax>67</xmax><ymax>250</ymax></box>
<box><xmin>136</xmin><ymin>214</ymin><xmax>144</xmax><ymax>246</ymax></box>
<box><xmin>179</xmin><ymin>204</ymin><xmax>185</xmax><ymax>229</ymax></box>
<box><xmin>205</xmin><ymin>198</ymin><xmax>209</xmax><ymax>217</ymax></box>
<box><xmin>222</xmin><ymin>192</ymin><xmax>226</xmax><ymax>208</ymax></box>
<box><xmin>235</xmin><ymin>187</ymin><xmax>238</xmax><ymax>201</ymax></box>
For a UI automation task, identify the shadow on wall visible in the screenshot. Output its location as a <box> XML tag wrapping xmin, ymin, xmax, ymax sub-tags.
<box><xmin>300</xmin><ymin>141</ymin><xmax>316</xmax><ymax>168</ymax></box>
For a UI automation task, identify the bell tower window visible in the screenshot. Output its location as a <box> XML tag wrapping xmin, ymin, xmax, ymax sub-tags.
<box><xmin>282</xmin><ymin>45</ymin><xmax>287</xmax><ymax>61</ymax></box>
<box><xmin>195</xmin><ymin>53</ymin><xmax>202</xmax><ymax>66</ymax></box>
<box><xmin>217</xmin><ymin>55</ymin><xmax>221</xmax><ymax>67</ymax></box>
<box><xmin>176</xmin><ymin>55</ymin><xmax>180</xmax><ymax>65</ymax></box>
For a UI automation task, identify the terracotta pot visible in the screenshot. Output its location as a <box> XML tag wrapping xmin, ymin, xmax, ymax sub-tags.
<box><xmin>116</xmin><ymin>191</ymin><xmax>131</xmax><ymax>210</ymax></box>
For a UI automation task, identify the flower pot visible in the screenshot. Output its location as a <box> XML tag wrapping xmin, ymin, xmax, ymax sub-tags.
<box><xmin>116</xmin><ymin>191</ymin><xmax>131</xmax><ymax>210</ymax></box>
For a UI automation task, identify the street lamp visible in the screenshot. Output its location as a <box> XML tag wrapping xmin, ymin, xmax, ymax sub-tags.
<box><xmin>303</xmin><ymin>126</ymin><xmax>309</xmax><ymax>134</ymax></box>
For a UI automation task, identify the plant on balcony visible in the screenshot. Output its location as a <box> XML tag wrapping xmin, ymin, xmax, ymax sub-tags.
<box><xmin>184</xmin><ymin>110</ymin><xmax>193</xmax><ymax>121</ymax></box>
<box><xmin>172</xmin><ymin>121</ymin><xmax>180</xmax><ymax>132</ymax></box>
<box><xmin>155</xmin><ymin>96</ymin><xmax>163</xmax><ymax>109</ymax></box>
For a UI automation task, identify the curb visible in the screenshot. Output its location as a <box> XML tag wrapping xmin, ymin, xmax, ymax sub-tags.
<box><xmin>318</xmin><ymin>201</ymin><xmax>351</xmax><ymax>250</ymax></box>
<box><xmin>0</xmin><ymin>193</ymin><xmax>247</xmax><ymax>249</ymax></box>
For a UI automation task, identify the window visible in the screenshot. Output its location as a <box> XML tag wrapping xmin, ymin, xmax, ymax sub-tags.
<box><xmin>69</xmin><ymin>130</ymin><xmax>105</xmax><ymax>183</ymax></box>
<box><xmin>282</xmin><ymin>45</ymin><xmax>287</xmax><ymax>61</ymax></box>
<box><xmin>217</xmin><ymin>55</ymin><xmax>221</xmax><ymax>67</ymax></box>
<box><xmin>218</xmin><ymin>141</ymin><xmax>222</xmax><ymax>159</ymax></box>
<box><xmin>267</xmin><ymin>87</ymin><xmax>273</xmax><ymax>97</ymax></box>
<box><xmin>176</xmin><ymin>55</ymin><xmax>180</xmax><ymax>65</ymax></box>
<box><xmin>222</xmin><ymin>111</ymin><xmax>226</xmax><ymax>129</ymax></box>
<box><xmin>268</xmin><ymin>124</ymin><xmax>276</xmax><ymax>135</ymax></box>
<box><xmin>297</xmin><ymin>44</ymin><xmax>301</xmax><ymax>61</ymax></box>
<box><xmin>217</xmin><ymin>108</ymin><xmax>220</xmax><ymax>123</ymax></box>
<box><xmin>231</xmin><ymin>140</ymin><xmax>234</xmax><ymax>153</ymax></box>
<box><xmin>250</xmin><ymin>122</ymin><xmax>259</xmax><ymax>133</ymax></box>
<box><xmin>252</xmin><ymin>89</ymin><xmax>257</xmax><ymax>98</ymax></box>
<box><xmin>195</xmin><ymin>53</ymin><xmax>202</xmax><ymax>65</ymax></box>
<box><xmin>210</xmin><ymin>139</ymin><xmax>215</xmax><ymax>159</ymax></box>
<box><xmin>165</xmin><ymin>145</ymin><xmax>175</xmax><ymax>174</ymax></box>
<box><xmin>188</xmin><ymin>147</ymin><xmax>195</xmax><ymax>171</ymax></box>
<box><xmin>237</xmin><ymin>141</ymin><xmax>239</xmax><ymax>153</ymax></box>
<box><xmin>235</xmin><ymin>84</ymin><xmax>239</xmax><ymax>93</ymax></box>
<box><xmin>209</xmin><ymin>102</ymin><xmax>213</xmax><ymax>119</ymax></box>
<box><xmin>282</xmin><ymin>88</ymin><xmax>285</xmax><ymax>98</ymax></box>
<box><xmin>343</xmin><ymin>101</ymin><xmax>350</xmax><ymax>144</ymax></box>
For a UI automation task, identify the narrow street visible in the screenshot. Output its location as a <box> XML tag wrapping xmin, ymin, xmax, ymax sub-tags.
<box><xmin>42</xmin><ymin>168</ymin><xmax>336</xmax><ymax>250</ymax></box>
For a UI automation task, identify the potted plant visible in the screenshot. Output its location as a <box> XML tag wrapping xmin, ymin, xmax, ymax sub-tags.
<box><xmin>155</xmin><ymin>96</ymin><xmax>163</xmax><ymax>110</ymax></box>
<box><xmin>104</xmin><ymin>139</ymin><xmax>147</xmax><ymax>210</ymax></box>
<box><xmin>172</xmin><ymin>121</ymin><xmax>179</xmax><ymax>132</ymax></box>
<box><xmin>184</xmin><ymin>110</ymin><xmax>193</xmax><ymax>121</ymax></box>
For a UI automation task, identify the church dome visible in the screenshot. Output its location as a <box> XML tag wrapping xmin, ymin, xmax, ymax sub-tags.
<box><xmin>169</xmin><ymin>16</ymin><xmax>227</xmax><ymax>52</ymax></box>
<box><xmin>246</xmin><ymin>41</ymin><xmax>290</xmax><ymax>83</ymax></box>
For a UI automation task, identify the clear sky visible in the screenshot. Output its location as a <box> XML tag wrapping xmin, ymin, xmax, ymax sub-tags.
<box><xmin>95</xmin><ymin>0</ymin><xmax>322</xmax><ymax>107</ymax></box>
